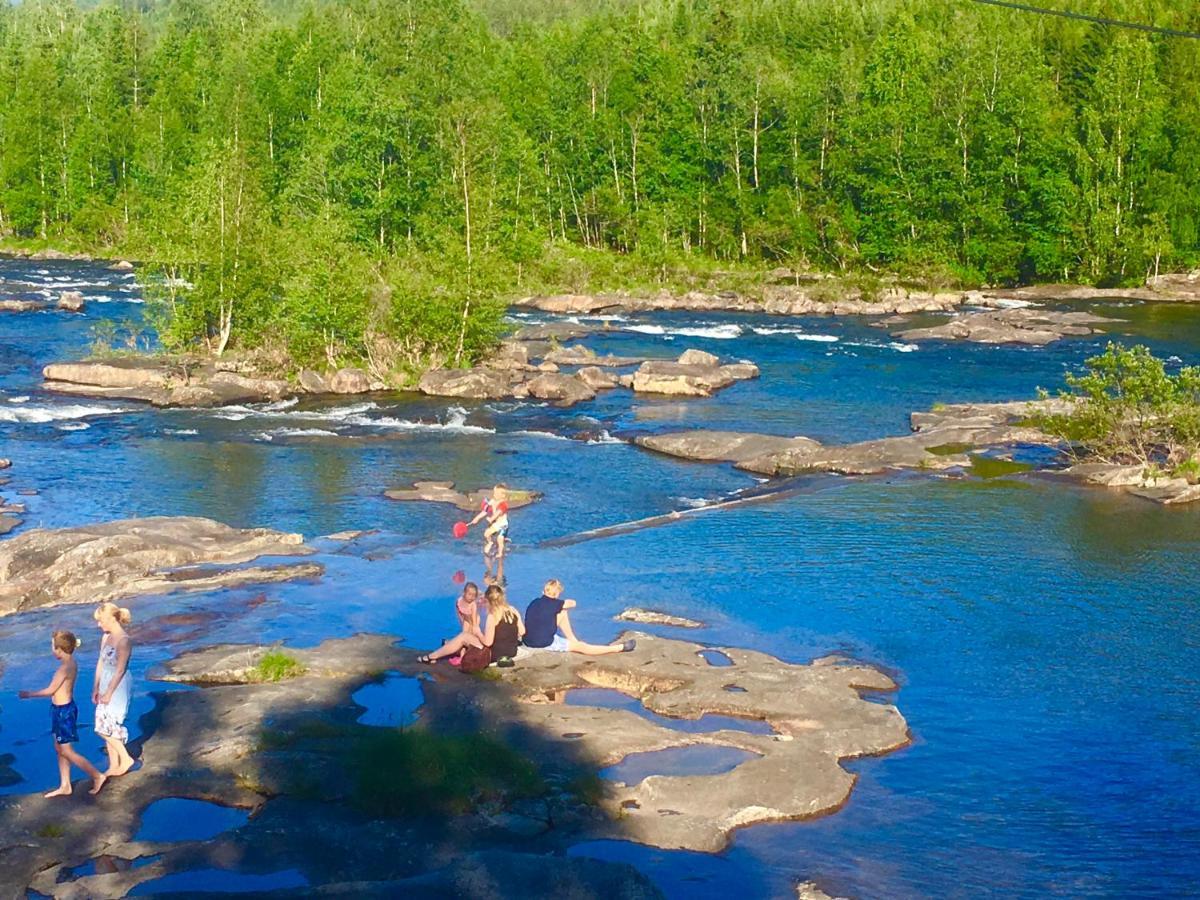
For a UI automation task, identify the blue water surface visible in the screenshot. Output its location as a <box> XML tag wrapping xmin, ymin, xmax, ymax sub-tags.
<box><xmin>0</xmin><ymin>258</ymin><xmax>1198</xmax><ymax>898</ymax></box>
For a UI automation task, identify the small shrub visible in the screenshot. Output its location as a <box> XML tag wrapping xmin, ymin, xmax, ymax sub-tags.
<box><xmin>37</xmin><ymin>824</ymin><xmax>65</xmax><ymax>838</ymax></box>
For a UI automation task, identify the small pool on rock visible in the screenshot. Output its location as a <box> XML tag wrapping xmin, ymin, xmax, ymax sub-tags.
<box><xmin>133</xmin><ymin>798</ymin><xmax>249</xmax><ymax>843</ymax></box>
<box><xmin>128</xmin><ymin>867</ymin><xmax>307</xmax><ymax>895</ymax></box>
<box><xmin>58</xmin><ymin>855</ymin><xmax>160</xmax><ymax>882</ymax></box>
<box><xmin>351</xmin><ymin>671</ymin><xmax>424</xmax><ymax>727</ymax></box>
<box><xmin>565</xmin><ymin>687</ymin><xmax>773</xmax><ymax>735</ymax></box>
<box><xmin>697</xmin><ymin>648</ymin><xmax>734</xmax><ymax>667</ymax></box>
<box><xmin>600</xmin><ymin>744</ymin><xmax>760</xmax><ymax>786</ymax></box>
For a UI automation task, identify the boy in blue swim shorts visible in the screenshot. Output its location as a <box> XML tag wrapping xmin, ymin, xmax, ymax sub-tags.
<box><xmin>19</xmin><ymin>630</ymin><xmax>107</xmax><ymax>797</ymax></box>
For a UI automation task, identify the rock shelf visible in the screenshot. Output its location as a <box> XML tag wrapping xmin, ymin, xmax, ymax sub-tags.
<box><xmin>4</xmin><ymin>632</ymin><xmax>903</xmax><ymax>897</ymax></box>
<box><xmin>894</xmin><ymin>307</ymin><xmax>1115</xmax><ymax>345</ymax></box>
<box><xmin>0</xmin><ymin>516</ymin><xmax>319</xmax><ymax>616</ymax></box>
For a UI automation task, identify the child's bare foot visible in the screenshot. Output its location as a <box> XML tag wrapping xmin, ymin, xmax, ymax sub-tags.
<box><xmin>107</xmin><ymin>758</ymin><xmax>136</xmax><ymax>777</ymax></box>
<box><xmin>89</xmin><ymin>773</ymin><xmax>107</xmax><ymax>795</ymax></box>
<box><xmin>43</xmin><ymin>785</ymin><xmax>72</xmax><ymax>798</ymax></box>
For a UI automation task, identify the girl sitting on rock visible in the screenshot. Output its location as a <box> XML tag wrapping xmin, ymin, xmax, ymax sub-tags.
<box><xmin>419</xmin><ymin>584</ymin><xmax>524</xmax><ymax>667</ymax></box>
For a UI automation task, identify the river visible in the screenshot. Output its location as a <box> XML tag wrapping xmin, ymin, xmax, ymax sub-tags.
<box><xmin>0</xmin><ymin>257</ymin><xmax>1198</xmax><ymax>898</ymax></box>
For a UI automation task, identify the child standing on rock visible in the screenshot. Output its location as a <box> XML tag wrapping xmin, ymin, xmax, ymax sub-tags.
<box><xmin>93</xmin><ymin>602</ymin><xmax>135</xmax><ymax>778</ymax></box>
<box><xmin>469</xmin><ymin>484</ymin><xmax>511</xmax><ymax>563</ymax></box>
<box><xmin>18</xmin><ymin>630</ymin><xmax>106</xmax><ymax>797</ymax></box>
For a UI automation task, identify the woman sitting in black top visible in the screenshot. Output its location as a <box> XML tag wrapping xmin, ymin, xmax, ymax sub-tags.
<box><xmin>419</xmin><ymin>584</ymin><xmax>524</xmax><ymax>666</ymax></box>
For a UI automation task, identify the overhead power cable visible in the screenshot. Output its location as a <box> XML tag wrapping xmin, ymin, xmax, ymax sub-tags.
<box><xmin>967</xmin><ymin>0</ymin><xmax>1200</xmax><ymax>40</ymax></box>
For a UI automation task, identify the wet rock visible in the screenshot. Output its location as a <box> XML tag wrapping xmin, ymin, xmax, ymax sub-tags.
<box><xmin>1064</xmin><ymin>462</ymin><xmax>1200</xmax><ymax>505</ymax></box>
<box><xmin>796</xmin><ymin>881</ymin><xmax>847</xmax><ymax>900</ymax></box>
<box><xmin>0</xmin><ymin>299</ymin><xmax>45</xmax><ymax>313</ymax></box>
<box><xmin>0</xmin><ymin>459</ymin><xmax>9</xmax><ymax>469</ymax></box>
<box><xmin>0</xmin><ymin>515</ymin><xmax>22</xmax><ymax>536</ymax></box>
<box><xmin>57</xmin><ymin>290</ymin><xmax>85</xmax><ymax>312</ymax></box>
<box><xmin>577</xmin><ymin>366</ymin><xmax>620</xmax><ymax>390</ymax></box>
<box><xmin>111</xmin><ymin>259</ymin><xmax>135</xmax><ymax>271</ymax></box>
<box><xmin>0</xmin><ymin>516</ymin><xmax>317</xmax><ymax>616</ymax></box>
<box><xmin>418</xmin><ymin>367</ymin><xmax>517</xmax><ymax>400</ymax></box>
<box><xmin>329</xmin><ymin>367</ymin><xmax>372</xmax><ymax>394</ymax></box>
<box><xmin>895</xmin><ymin>308</ymin><xmax>1114</xmax><ymax>346</ymax></box>
<box><xmin>298</xmin><ymin>369</ymin><xmax>329</xmax><ymax>393</ymax></box>
<box><xmin>631</xmin><ymin>354</ymin><xmax>760</xmax><ymax>398</ymax></box>
<box><xmin>637</xmin><ymin>431</ymin><xmax>819</xmax><ymax>464</ymax></box>
<box><xmin>524</xmin><ymin>372</ymin><xmax>597</xmax><ymax>406</ymax></box>
<box><xmin>511</xmin><ymin>322</ymin><xmax>596</xmax><ymax>342</ymax></box>
<box><xmin>615</xmin><ymin>608</ymin><xmax>706</xmax><ymax>629</ymax></box>
<box><xmin>383</xmin><ymin>481</ymin><xmax>541</xmax><ymax>511</ymax></box>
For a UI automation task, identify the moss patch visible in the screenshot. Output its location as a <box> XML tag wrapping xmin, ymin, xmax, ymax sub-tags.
<box><xmin>927</xmin><ymin>441</ymin><xmax>973</xmax><ymax>456</ymax></box>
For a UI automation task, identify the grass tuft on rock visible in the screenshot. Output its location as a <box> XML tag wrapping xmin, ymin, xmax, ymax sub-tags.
<box><xmin>253</xmin><ymin>650</ymin><xmax>306</xmax><ymax>683</ymax></box>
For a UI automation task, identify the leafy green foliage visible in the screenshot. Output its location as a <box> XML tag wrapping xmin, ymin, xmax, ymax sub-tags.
<box><xmin>0</xmin><ymin>0</ymin><xmax>1198</xmax><ymax>372</ymax></box>
<box><xmin>1035</xmin><ymin>344</ymin><xmax>1200</xmax><ymax>470</ymax></box>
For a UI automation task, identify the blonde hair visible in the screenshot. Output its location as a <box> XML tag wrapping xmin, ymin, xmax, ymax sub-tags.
<box><xmin>484</xmin><ymin>584</ymin><xmax>515</xmax><ymax>620</ymax></box>
<box><xmin>52</xmin><ymin>630</ymin><xmax>80</xmax><ymax>654</ymax></box>
<box><xmin>94</xmin><ymin>602</ymin><xmax>132</xmax><ymax>626</ymax></box>
<box><xmin>543</xmin><ymin>578</ymin><xmax>563</xmax><ymax>594</ymax></box>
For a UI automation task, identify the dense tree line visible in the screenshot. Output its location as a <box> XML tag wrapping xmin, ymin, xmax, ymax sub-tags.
<box><xmin>0</xmin><ymin>0</ymin><xmax>1197</xmax><ymax>373</ymax></box>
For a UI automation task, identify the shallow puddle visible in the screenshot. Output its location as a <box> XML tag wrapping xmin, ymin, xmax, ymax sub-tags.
<box><xmin>58</xmin><ymin>855</ymin><xmax>160</xmax><ymax>882</ymax></box>
<box><xmin>600</xmin><ymin>744</ymin><xmax>759</xmax><ymax>786</ymax></box>
<box><xmin>127</xmin><ymin>867</ymin><xmax>307</xmax><ymax>895</ymax></box>
<box><xmin>697</xmin><ymin>648</ymin><xmax>734</xmax><ymax>667</ymax></box>
<box><xmin>351</xmin><ymin>672</ymin><xmax>424</xmax><ymax>727</ymax></box>
<box><xmin>133</xmin><ymin>798</ymin><xmax>249</xmax><ymax>843</ymax></box>
<box><xmin>565</xmin><ymin>687</ymin><xmax>772</xmax><ymax>735</ymax></box>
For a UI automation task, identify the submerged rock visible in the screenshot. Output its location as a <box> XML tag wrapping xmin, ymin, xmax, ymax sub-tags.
<box><xmin>615</xmin><ymin>607</ymin><xmax>706</xmax><ymax>629</ymax></box>
<box><xmin>0</xmin><ymin>516</ymin><xmax>318</xmax><ymax>616</ymax></box>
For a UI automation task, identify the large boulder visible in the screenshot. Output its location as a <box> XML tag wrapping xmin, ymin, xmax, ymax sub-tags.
<box><xmin>631</xmin><ymin>358</ymin><xmax>759</xmax><ymax>397</ymax></box>
<box><xmin>56</xmin><ymin>291</ymin><xmax>85</xmax><ymax>312</ymax></box>
<box><xmin>577</xmin><ymin>366</ymin><xmax>620</xmax><ymax>390</ymax></box>
<box><xmin>110</xmin><ymin>259</ymin><xmax>135</xmax><ymax>271</ymax></box>
<box><xmin>524</xmin><ymin>372</ymin><xmax>597</xmax><ymax>405</ymax></box>
<box><xmin>418</xmin><ymin>367</ymin><xmax>516</xmax><ymax>400</ymax></box>
<box><xmin>330</xmin><ymin>367</ymin><xmax>373</xmax><ymax>394</ymax></box>
<box><xmin>676</xmin><ymin>348</ymin><xmax>720</xmax><ymax>367</ymax></box>
<box><xmin>298</xmin><ymin>369</ymin><xmax>329</xmax><ymax>393</ymax></box>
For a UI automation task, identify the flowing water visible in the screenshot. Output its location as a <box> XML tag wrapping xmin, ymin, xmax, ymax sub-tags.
<box><xmin>0</xmin><ymin>258</ymin><xmax>1198</xmax><ymax>898</ymax></box>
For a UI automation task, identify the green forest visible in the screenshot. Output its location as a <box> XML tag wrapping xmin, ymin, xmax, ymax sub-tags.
<box><xmin>1</xmin><ymin>0</ymin><xmax>1197</xmax><ymax>374</ymax></box>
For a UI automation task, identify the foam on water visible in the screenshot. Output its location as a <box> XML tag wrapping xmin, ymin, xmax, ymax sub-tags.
<box><xmin>794</xmin><ymin>333</ymin><xmax>840</xmax><ymax>342</ymax></box>
<box><xmin>0</xmin><ymin>403</ymin><xmax>130</xmax><ymax>424</ymax></box>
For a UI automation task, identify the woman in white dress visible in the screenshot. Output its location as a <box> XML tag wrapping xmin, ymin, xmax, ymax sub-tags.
<box><xmin>92</xmin><ymin>602</ymin><xmax>135</xmax><ymax>777</ymax></box>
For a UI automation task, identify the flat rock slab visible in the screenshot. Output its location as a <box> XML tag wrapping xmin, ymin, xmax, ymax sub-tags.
<box><xmin>43</xmin><ymin>358</ymin><xmax>295</xmax><ymax>408</ymax></box>
<box><xmin>637</xmin><ymin>431</ymin><xmax>820</xmax><ymax>463</ymax></box>
<box><xmin>1064</xmin><ymin>462</ymin><xmax>1200</xmax><ymax>505</ymax></box>
<box><xmin>637</xmin><ymin>401</ymin><xmax>1062</xmax><ymax>477</ymax></box>
<box><xmin>383</xmin><ymin>481</ymin><xmax>542</xmax><ymax>511</ymax></box>
<box><xmin>895</xmin><ymin>308</ymin><xmax>1115</xmax><ymax>345</ymax></box>
<box><xmin>0</xmin><ymin>516</ymin><xmax>317</xmax><ymax>616</ymax></box>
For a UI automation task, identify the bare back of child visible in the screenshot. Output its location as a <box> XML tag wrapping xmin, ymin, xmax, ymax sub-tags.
<box><xmin>18</xmin><ymin>631</ymin><xmax>106</xmax><ymax>797</ymax></box>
